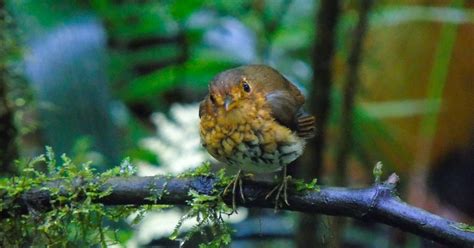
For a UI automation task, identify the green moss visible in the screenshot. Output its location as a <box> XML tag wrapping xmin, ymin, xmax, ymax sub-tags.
<box><xmin>179</xmin><ymin>161</ymin><xmax>213</xmax><ymax>178</ymax></box>
<box><xmin>294</xmin><ymin>178</ymin><xmax>320</xmax><ymax>192</ymax></box>
<box><xmin>170</xmin><ymin>190</ymin><xmax>234</xmax><ymax>248</ymax></box>
<box><xmin>0</xmin><ymin>147</ymin><xmax>138</xmax><ymax>247</ymax></box>
<box><xmin>372</xmin><ymin>161</ymin><xmax>383</xmax><ymax>184</ymax></box>
<box><xmin>172</xmin><ymin>163</ymin><xmax>236</xmax><ymax>247</ymax></box>
<box><xmin>453</xmin><ymin>223</ymin><xmax>474</xmax><ymax>233</ymax></box>
<box><xmin>1</xmin><ymin>150</ymin><xmax>236</xmax><ymax>247</ymax></box>
<box><xmin>145</xmin><ymin>176</ymin><xmax>169</xmax><ymax>203</ymax></box>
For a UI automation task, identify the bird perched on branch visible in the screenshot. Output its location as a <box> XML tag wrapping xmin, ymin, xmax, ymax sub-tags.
<box><xmin>199</xmin><ymin>65</ymin><xmax>315</xmax><ymax>209</ymax></box>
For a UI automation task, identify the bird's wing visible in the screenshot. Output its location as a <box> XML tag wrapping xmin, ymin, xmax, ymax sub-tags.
<box><xmin>263</xmin><ymin>77</ymin><xmax>315</xmax><ymax>138</ymax></box>
<box><xmin>265</xmin><ymin>90</ymin><xmax>301</xmax><ymax>129</ymax></box>
<box><xmin>264</xmin><ymin>78</ymin><xmax>305</xmax><ymax>127</ymax></box>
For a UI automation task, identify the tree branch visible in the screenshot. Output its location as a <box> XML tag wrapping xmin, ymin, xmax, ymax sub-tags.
<box><xmin>3</xmin><ymin>175</ymin><xmax>473</xmax><ymax>247</ymax></box>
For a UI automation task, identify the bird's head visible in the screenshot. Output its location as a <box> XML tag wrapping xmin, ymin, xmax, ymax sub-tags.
<box><xmin>209</xmin><ymin>75</ymin><xmax>254</xmax><ymax>112</ymax></box>
<box><xmin>204</xmin><ymin>65</ymin><xmax>271</xmax><ymax>117</ymax></box>
<box><xmin>200</xmin><ymin>65</ymin><xmax>299</xmax><ymax>124</ymax></box>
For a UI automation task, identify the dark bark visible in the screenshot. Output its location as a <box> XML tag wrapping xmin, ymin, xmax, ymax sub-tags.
<box><xmin>298</xmin><ymin>0</ymin><xmax>341</xmax><ymax>246</ymax></box>
<box><xmin>0</xmin><ymin>71</ymin><xmax>17</xmax><ymax>176</ymax></box>
<box><xmin>0</xmin><ymin>5</ymin><xmax>18</xmax><ymax>176</ymax></box>
<box><xmin>335</xmin><ymin>0</ymin><xmax>373</xmax><ymax>186</ymax></box>
<box><xmin>307</xmin><ymin>1</ymin><xmax>340</xmax><ymax>175</ymax></box>
<box><xmin>333</xmin><ymin>0</ymin><xmax>373</xmax><ymax>245</ymax></box>
<box><xmin>3</xmin><ymin>175</ymin><xmax>473</xmax><ymax>247</ymax></box>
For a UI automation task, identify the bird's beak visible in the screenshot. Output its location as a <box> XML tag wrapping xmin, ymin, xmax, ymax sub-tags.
<box><xmin>224</xmin><ymin>95</ymin><xmax>233</xmax><ymax>111</ymax></box>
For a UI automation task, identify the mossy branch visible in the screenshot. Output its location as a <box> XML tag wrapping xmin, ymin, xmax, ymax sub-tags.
<box><xmin>2</xmin><ymin>174</ymin><xmax>473</xmax><ymax>247</ymax></box>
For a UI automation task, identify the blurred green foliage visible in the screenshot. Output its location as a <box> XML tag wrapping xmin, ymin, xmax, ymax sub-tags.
<box><xmin>4</xmin><ymin>0</ymin><xmax>473</xmax><ymax>246</ymax></box>
<box><xmin>7</xmin><ymin>0</ymin><xmax>472</xmax><ymax>173</ymax></box>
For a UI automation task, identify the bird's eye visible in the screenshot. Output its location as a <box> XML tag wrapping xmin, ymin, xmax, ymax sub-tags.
<box><xmin>210</xmin><ymin>94</ymin><xmax>216</xmax><ymax>104</ymax></box>
<box><xmin>242</xmin><ymin>81</ymin><xmax>251</xmax><ymax>93</ymax></box>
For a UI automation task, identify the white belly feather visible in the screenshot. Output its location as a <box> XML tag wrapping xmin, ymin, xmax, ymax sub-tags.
<box><xmin>225</xmin><ymin>138</ymin><xmax>305</xmax><ymax>174</ymax></box>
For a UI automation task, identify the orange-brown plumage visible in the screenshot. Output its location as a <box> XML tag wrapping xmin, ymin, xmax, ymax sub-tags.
<box><xmin>199</xmin><ymin>65</ymin><xmax>315</xmax><ymax>174</ymax></box>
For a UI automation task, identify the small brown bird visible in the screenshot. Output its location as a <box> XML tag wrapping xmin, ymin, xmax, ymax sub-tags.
<box><xmin>199</xmin><ymin>65</ymin><xmax>315</xmax><ymax>208</ymax></box>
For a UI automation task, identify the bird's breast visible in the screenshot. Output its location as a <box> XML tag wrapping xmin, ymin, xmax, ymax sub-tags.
<box><xmin>200</xmin><ymin>104</ymin><xmax>305</xmax><ymax>173</ymax></box>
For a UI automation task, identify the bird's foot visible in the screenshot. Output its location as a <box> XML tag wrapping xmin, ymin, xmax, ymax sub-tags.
<box><xmin>222</xmin><ymin>169</ymin><xmax>245</xmax><ymax>213</ymax></box>
<box><xmin>265</xmin><ymin>166</ymin><xmax>291</xmax><ymax>211</ymax></box>
<box><xmin>265</xmin><ymin>175</ymin><xmax>291</xmax><ymax>211</ymax></box>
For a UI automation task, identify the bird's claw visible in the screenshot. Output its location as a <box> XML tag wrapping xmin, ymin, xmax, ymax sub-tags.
<box><xmin>222</xmin><ymin>169</ymin><xmax>245</xmax><ymax>213</ymax></box>
<box><xmin>265</xmin><ymin>167</ymin><xmax>291</xmax><ymax>211</ymax></box>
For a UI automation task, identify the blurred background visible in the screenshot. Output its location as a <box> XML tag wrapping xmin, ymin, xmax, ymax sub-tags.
<box><xmin>1</xmin><ymin>0</ymin><xmax>473</xmax><ymax>247</ymax></box>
